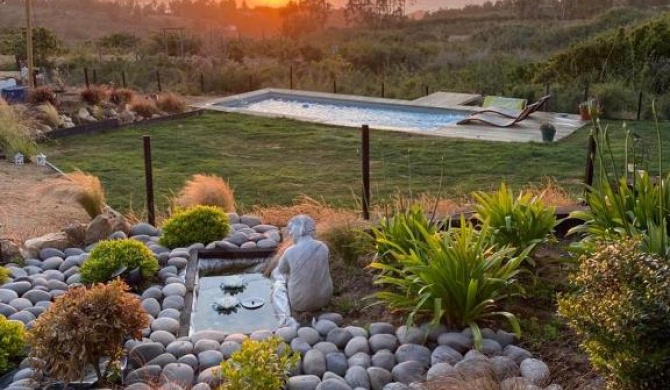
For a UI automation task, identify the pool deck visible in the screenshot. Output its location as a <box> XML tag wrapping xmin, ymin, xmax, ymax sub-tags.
<box><xmin>197</xmin><ymin>89</ymin><xmax>585</xmax><ymax>143</ymax></box>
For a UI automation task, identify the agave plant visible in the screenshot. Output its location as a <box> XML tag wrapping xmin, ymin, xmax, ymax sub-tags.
<box><xmin>369</xmin><ymin>216</ymin><xmax>527</xmax><ymax>349</ymax></box>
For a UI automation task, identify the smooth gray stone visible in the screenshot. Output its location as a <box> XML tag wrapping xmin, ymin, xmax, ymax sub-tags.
<box><xmin>166</xmin><ymin>341</ymin><xmax>194</xmax><ymax>358</ymax></box>
<box><xmin>318</xmin><ymin>313</ymin><xmax>343</xmax><ymax>326</ymax></box>
<box><xmin>131</xmin><ymin>223</ymin><xmax>159</xmax><ymax>236</ymax></box>
<box><xmin>191</xmin><ymin>330</ymin><xmax>228</xmax><ymax>344</ymax></box>
<box><xmin>327</xmin><ymin>328</ymin><xmax>354</xmax><ymax>349</ymax></box>
<box><xmin>303</xmin><ymin>349</ymin><xmax>327</xmax><ymax>378</ymax></box>
<box><xmin>129</xmin><ymin>342</ymin><xmax>166</xmax><ymax>368</ymax></box>
<box><xmin>162</xmin><ymin>296</ymin><xmax>185</xmax><ymax>311</ymax></box>
<box><xmin>142</xmin><ymin>298</ymin><xmax>162</xmax><ymax>318</ymax></box>
<box><xmin>151</xmin><ymin>317</ymin><xmax>180</xmax><ymax>335</ymax></box>
<box><xmin>253</xmin><ymin>224</ymin><xmax>278</xmax><ymax>233</ymax></box>
<box><xmin>493</xmin><ymin>329</ymin><xmax>517</xmax><ymax>348</ymax></box>
<box><xmin>391</xmin><ymin>361</ymin><xmax>427</xmax><ymax>385</ymax></box>
<box><xmin>240</xmin><ymin>215</ymin><xmax>261</xmax><ymax>227</ymax></box>
<box><xmin>0</xmin><ymin>302</ymin><xmax>17</xmax><ymax>317</ymax></box>
<box><xmin>125</xmin><ymin>365</ymin><xmax>163</xmax><ymax>385</ymax></box>
<box><xmin>147</xmin><ymin>352</ymin><xmax>178</xmax><ymax>368</ymax></box>
<box><xmin>150</xmin><ymin>330</ymin><xmax>177</xmax><ymax>347</ymax></box>
<box><xmin>167</xmin><ymin>257</ymin><xmax>188</xmax><ymax>270</ymax></box>
<box><xmin>367</xmin><ymin>367</ymin><xmax>392</xmax><ymax>390</ymax></box>
<box><xmin>314</xmin><ymin>341</ymin><xmax>339</xmax><ymax>356</ymax></box>
<box><xmin>198</xmin><ymin>350</ymin><xmax>223</xmax><ymax>371</ymax></box>
<box><xmin>347</xmin><ymin>352</ymin><xmax>371</xmax><ymax>369</ymax></box>
<box><xmin>481</xmin><ymin>339</ymin><xmax>503</xmax><ymax>356</ymax></box>
<box><xmin>176</xmin><ymin>354</ymin><xmax>199</xmax><ymax>371</ymax></box>
<box><xmin>287</xmin><ymin>375</ymin><xmax>321</xmax><ymax>390</ymax></box>
<box><xmin>344</xmin><ymin>326</ymin><xmax>368</xmax><ymax>339</ymax></box>
<box><xmin>169</xmin><ymin>248</ymin><xmax>191</xmax><ymax>258</ymax></box>
<box><xmin>12</xmin><ymin>368</ymin><xmax>38</xmax><ymax>382</ymax></box>
<box><xmin>395</xmin><ymin>344</ymin><xmax>432</xmax><ymax>368</ymax></box>
<box><xmin>431</xmin><ymin>345</ymin><xmax>463</xmax><ymax>366</ymax></box>
<box><xmin>369</xmin><ymin>323</ymin><xmax>394</xmax><ymax>336</ymax></box>
<box><xmin>326</xmin><ymin>352</ymin><xmax>349</xmax><ymax>377</ymax></box>
<box><xmin>419</xmin><ymin>323</ymin><xmax>449</xmax><ymax>343</ymax></box>
<box><xmin>9</xmin><ymin>298</ymin><xmax>33</xmax><ymax>311</ymax></box>
<box><xmin>192</xmin><ymin>384</ymin><xmax>211</xmax><ymax>390</ymax></box>
<box><xmin>41</xmin><ymin>270</ymin><xmax>65</xmax><ymax>282</ymax></box>
<box><xmin>46</xmin><ymin>280</ymin><xmax>69</xmax><ymax>291</ymax></box>
<box><xmin>504</xmin><ymin>345</ymin><xmax>533</xmax><ymax>364</ymax></box>
<box><xmin>142</xmin><ymin>286</ymin><xmax>164</xmax><ymax>301</ymax></box>
<box><xmin>160</xmin><ymin>362</ymin><xmax>194</xmax><ymax>388</ymax></box>
<box><xmin>40</xmin><ymin>248</ymin><xmax>65</xmax><ymax>260</ymax></box>
<box><xmin>9</xmin><ymin>267</ymin><xmax>28</xmax><ymax>279</ymax></box>
<box><xmin>396</xmin><ymin>326</ymin><xmax>426</xmax><ymax>345</ymax></box>
<box><xmin>292</xmin><ymin>337</ymin><xmax>313</xmax><ymax>357</ymax></box>
<box><xmin>23</xmin><ymin>306</ymin><xmax>45</xmax><ymax>318</ymax></box>
<box><xmin>454</xmin><ymin>357</ymin><xmax>493</xmax><ymax>380</ymax></box>
<box><xmin>491</xmin><ymin>355</ymin><xmax>520</xmax><ymax>381</ymax></box>
<box><xmin>194</xmin><ymin>339</ymin><xmax>220</xmax><ymax>354</ymax></box>
<box><xmin>369</xmin><ymin>334</ymin><xmax>399</xmax><ymax>354</ymax></box>
<box><xmin>250</xmin><ymin>329</ymin><xmax>273</xmax><ymax>341</ymax></box>
<box><xmin>50</xmin><ymin>290</ymin><xmax>66</xmax><ymax>299</ymax></box>
<box><xmin>463</xmin><ymin>349</ymin><xmax>488</xmax><ymax>361</ymax></box>
<box><xmin>22</xmin><ymin>266</ymin><xmax>42</xmax><ymax>276</ymax></box>
<box><xmin>298</xmin><ymin>327</ymin><xmax>321</xmax><ymax>346</ymax></box>
<box><xmin>344</xmin><ymin>337</ymin><xmax>370</xmax><ymax>358</ymax></box>
<box><xmin>344</xmin><ymin>366</ymin><xmax>369</xmax><ymax>389</ymax></box>
<box><xmin>314</xmin><ymin>320</ymin><xmax>339</xmax><ymax>337</ymax></box>
<box><xmin>437</xmin><ymin>332</ymin><xmax>472</xmax><ymax>353</ymax></box>
<box><xmin>316</xmin><ymin>378</ymin><xmax>352</xmax><ymax>390</ymax></box>
<box><xmin>371</xmin><ymin>350</ymin><xmax>396</xmax><ymax>372</ymax></box>
<box><xmin>159</xmin><ymin>308</ymin><xmax>181</xmax><ymax>320</ymax></box>
<box><xmin>163</xmin><ymin>283</ymin><xmax>187</xmax><ymax>298</ymax></box>
<box><xmin>382</xmin><ymin>384</ymin><xmax>409</xmax><ymax>390</ymax></box>
<box><xmin>0</xmin><ymin>289</ymin><xmax>19</xmax><ymax>304</ymax></box>
<box><xmin>275</xmin><ymin>327</ymin><xmax>298</xmax><ymax>343</ymax></box>
<box><xmin>41</xmin><ymin>256</ymin><xmax>64</xmax><ymax>271</ymax></box>
<box><xmin>196</xmin><ymin>366</ymin><xmax>224</xmax><ymax>387</ymax></box>
<box><xmin>257</xmin><ymin>239</ymin><xmax>278</xmax><ymax>249</ymax></box>
<box><xmin>2</xmin><ymin>282</ymin><xmax>32</xmax><ymax>296</ymax></box>
<box><xmin>519</xmin><ymin>358</ymin><xmax>550</xmax><ymax>387</ymax></box>
<box><xmin>426</xmin><ymin>362</ymin><xmax>458</xmax><ymax>381</ymax></box>
<box><xmin>219</xmin><ymin>341</ymin><xmax>241</xmax><ymax>359</ymax></box>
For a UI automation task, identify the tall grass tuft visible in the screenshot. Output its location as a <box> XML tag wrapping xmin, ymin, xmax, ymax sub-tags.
<box><xmin>27</xmin><ymin>86</ymin><xmax>57</xmax><ymax>106</ymax></box>
<box><xmin>37</xmin><ymin>103</ymin><xmax>60</xmax><ymax>128</ymax></box>
<box><xmin>39</xmin><ymin>170</ymin><xmax>107</xmax><ymax>219</ymax></box>
<box><xmin>172</xmin><ymin>174</ymin><xmax>236</xmax><ymax>212</ymax></box>
<box><xmin>80</xmin><ymin>86</ymin><xmax>108</xmax><ymax>106</ymax></box>
<box><xmin>156</xmin><ymin>92</ymin><xmax>187</xmax><ymax>113</ymax></box>
<box><xmin>0</xmin><ymin>104</ymin><xmax>37</xmax><ymax>156</ymax></box>
<box><xmin>109</xmin><ymin>88</ymin><xmax>137</xmax><ymax>106</ymax></box>
<box><xmin>129</xmin><ymin>97</ymin><xmax>159</xmax><ymax>118</ymax></box>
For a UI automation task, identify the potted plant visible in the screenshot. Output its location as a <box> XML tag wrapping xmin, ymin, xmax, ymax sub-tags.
<box><xmin>540</xmin><ymin>122</ymin><xmax>556</xmax><ymax>142</ymax></box>
<box><xmin>579</xmin><ymin>98</ymin><xmax>601</xmax><ymax>121</ymax></box>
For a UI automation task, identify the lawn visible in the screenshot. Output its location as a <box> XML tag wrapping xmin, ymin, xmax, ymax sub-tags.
<box><xmin>43</xmin><ymin>111</ymin><xmax>669</xmax><ymax>214</ymax></box>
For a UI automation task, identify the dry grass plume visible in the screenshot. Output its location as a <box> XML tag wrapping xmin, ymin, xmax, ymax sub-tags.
<box><xmin>39</xmin><ymin>170</ymin><xmax>106</xmax><ymax>219</ymax></box>
<box><xmin>156</xmin><ymin>92</ymin><xmax>187</xmax><ymax>113</ymax></box>
<box><xmin>172</xmin><ymin>174</ymin><xmax>236</xmax><ymax>212</ymax></box>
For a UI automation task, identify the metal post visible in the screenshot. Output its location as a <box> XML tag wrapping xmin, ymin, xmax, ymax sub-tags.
<box><xmin>333</xmin><ymin>76</ymin><xmax>337</xmax><ymax>94</ymax></box>
<box><xmin>200</xmin><ymin>74</ymin><xmax>205</xmax><ymax>94</ymax></box>
<box><xmin>143</xmin><ymin>135</ymin><xmax>156</xmax><ymax>227</ymax></box>
<box><xmin>122</xmin><ymin>71</ymin><xmax>127</xmax><ymax>88</ymax></box>
<box><xmin>583</xmin><ymin>81</ymin><xmax>590</xmax><ymax>102</ymax></box>
<box><xmin>361</xmin><ymin>125</ymin><xmax>371</xmax><ymax>220</ymax></box>
<box><xmin>637</xmin><ymin>91</ymin><xmax>643</xmax><ymax>120</ymax></box>
<box><xmin>289</xmin><ymin>65</ymin><xmax>293</xmax><ymax>90</ymax></box>
<box><xmin>584</xmin><ymin>131</ymin><xmax>597</xmax><ymax>192</ymax></box>
<box><xmin>156</xmin><ymin>70</ymin><xmax>162</xmax><ymax>92</ymax></box>
<box><xmin>92</xmin><ymin>69</ymin><xmax>97</xmax><ymax>85</ymax></box>
<box><xmin>381</xmin><ymin>82</ymin><xmax>385</xmax><ymax>98</ymax></box>
<box><xmin>84</xmin><ymin>67</ymin><xmax>90</xmax><ymax>88</ymax></box>
<box><xmin>425</xmin><ymin>85</ymin><xmax>429</xmax><ymax>96</ymax></box>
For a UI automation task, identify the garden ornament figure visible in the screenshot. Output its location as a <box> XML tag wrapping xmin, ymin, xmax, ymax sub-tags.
<box><xmin>272</xmin><ymin>214</ymin><xmax>333</xmax><ymax>328</ymax></box>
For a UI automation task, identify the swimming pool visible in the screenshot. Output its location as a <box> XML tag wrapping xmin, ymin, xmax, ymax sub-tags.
<box><xmin>202</xmin><ymin>89</ymin><xmax>470</xmax><ymax>132</ymax></box>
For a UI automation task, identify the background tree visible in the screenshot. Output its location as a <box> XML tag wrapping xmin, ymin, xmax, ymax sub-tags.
<box><xmin>281</xmin><ymin>0</ymin><xmax>332</xmax><ymax>39</ymax></box>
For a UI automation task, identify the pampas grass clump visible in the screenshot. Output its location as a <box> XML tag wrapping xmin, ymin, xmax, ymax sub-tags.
<box><xmin>0</xmin><ymin>104</ymin><xmax>37</xmax><ymax>156</ymax></box>
<box><xmin>156</xmin><ymin>92</ymin><xmax>186</xmax><ymax>113</ymax></box>
<box><xmin>129</xmin><ymin>97</ymin><xmax>159</xmax><ymax>118</ymax></box>
<box><xmin>40</xmin><ymin>170</ymin><xmax>106</xmax><ymax>219</ymax></box>
<box><xmin>173</xmin><ymin>174</ymin><xmax>236</xmax><ymax>212</ymax></box>
<box><xmin>38</xmin><ymin>103</ymin><xmax>60</xmax><ymax>128</ymax></box>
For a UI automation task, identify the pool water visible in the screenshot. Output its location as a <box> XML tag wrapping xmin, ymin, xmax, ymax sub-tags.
<box><xmin>219</xmin><ymin>97</ymin><xmax>467</xmax><ymax>131</ymax></box>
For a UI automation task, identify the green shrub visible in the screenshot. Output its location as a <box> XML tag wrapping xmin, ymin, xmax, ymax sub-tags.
<box><xmin>0</xmin><ymin>267</ymin><xmax>10</xmax><ymax>283</ymax></box>
<box><xmin>558</xmin><ymin>239</ymin><xmax>670</xmax><ymax>389</ymax></box>
<box><xmin>319</xmin><ymin>222</ymin><xmax>374</xmax><ymax>267</ymax></box>
<box><xmin>473</xmin><ymin>183</ymin><xmax>556</xmax><ymax>258</ymax></box>
<box><xmin>219</xmin><ymin>336</ymin><xmax>300</xmax><ymax>390</ymax></box>
<box><xmin>369</xmin><ymin>215</ymin><xmax>527</xmax><ymax>349</ymax></box>
<box><xmin>80</xmin><ymin>239</ymin><xmax>158</xmax><ymax>284</ymax></box>
<box><xmin>160</xmin><ymin>205</ymin><xmax>231</xmax><ymax>248</ymax></box>
<box><xmin>0</xmin><ymin>315</ymin><xmax>25</xmax><ymax>374</ymax></box>
<box><xmin>28</xmin><ymin>280</ymin><xmax>148</xmax><ymax>384</ymax></box>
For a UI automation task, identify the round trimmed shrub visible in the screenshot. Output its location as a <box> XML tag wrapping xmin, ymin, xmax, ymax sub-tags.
<box><xmin>160</xmin><ymin>205</ymin><xmax>231</xmax><ymax>248</ymax></box>
<box><xmin>80</xmin><ymin>239</ymin><xmax>159</xmax><ymax>284</ymax></box>
<box><xmin>0</xmin><ymin>266</ymin><xmax>10</xmax><ymax>284</ymax></box>
<box><xmin>0</xmin><ymin>315</ymin><xmax>25</xmax><ymax>373</ymax></box>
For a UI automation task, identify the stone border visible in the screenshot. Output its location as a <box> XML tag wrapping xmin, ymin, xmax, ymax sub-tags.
<box><xmin>42</xmin><ymin>109</ymin><xmax>205</xmax><ymax>140</ymax></box>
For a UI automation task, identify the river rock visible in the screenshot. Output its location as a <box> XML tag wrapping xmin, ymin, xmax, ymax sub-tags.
<box><xmin>369</xmin><ymin>334</ymin><xmax>399</xmax><ymax>354</ymax></box>
<box><xmin>344</xmin><ymin>366</ymin><xmax>369</xmax><ymax>389</ymax></box>
<box><xmin>519</xmin><ymin>358</ymin><xmax>550</xmax><ymax>387</ymax></box>
<box><xmin>344</xmin><ymin>337</ymin><xmax>370</xmax><ymax>357</ymax></box>
<box><xmin>303</xmin><ymin>349</ymin><xmax>327</xmax><ymax>377</ymax></box>
<box><xmin>367</xmin><ymin>367</ymin><xmax>392</xmax><ymax>390</ymax></box>
<box><xmin>371</xmin><ymin>350</ymin><xmax>396</xmax><ymax>372</ymax></box>
<box><xmin>160</xmin><ymin>363</ymin><xmax>194</xmax><ymax>388</ymax></box>
<box><xmin>431</xmin><ymin>345</ymin><xmax>463</xmax><ymax>366</ymax></box>
<box><xmin>166</xmin><ymin>341</ymin><xmax>194</xmax><ymax>358</ymax></box>
<box><xmin>395</xmin><ymin>344</ymin><xmax>431</xmax><ymax>368</ymax></box>
<box><xmin>326</xmin><ymin>352</ymin><xmax>348</xmax><ymax>377</ymax></box>
<box><xmin>391</xmin><ymin>361</ymin><xmax>426</xmax><ymax>385</ymax></box>
<box><xmin>287</xmin><ymin>375</ymin><xmax>321</xmax><ymax>390</ymax></box>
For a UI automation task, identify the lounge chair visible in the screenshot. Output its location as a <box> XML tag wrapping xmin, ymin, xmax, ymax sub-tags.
<box><xmin>471</xmin><ymin>95</ymin><xmax>551</xmax><ymax>119</ymax></box>
<box><xmin>457</xmin><ymin>102</ymin><xmax>539</xmax><ymax>127</ymax></box>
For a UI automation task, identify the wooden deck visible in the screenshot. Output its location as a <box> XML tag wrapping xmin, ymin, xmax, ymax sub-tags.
<box><xmin>412</xmin><ymin>92</ymin><xmax>482</xmax><ymax>107</ymax></box>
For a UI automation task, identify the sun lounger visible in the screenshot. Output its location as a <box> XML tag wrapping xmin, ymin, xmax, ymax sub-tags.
<box><xmin>457</xmin><ymin>102</ymin><xmax>538</xmax><ymax>127</ymax></box>
<box><xmin>472</xmin><ymin>95</ymin><xmax>551</xmax><ymax>119</ymax></box>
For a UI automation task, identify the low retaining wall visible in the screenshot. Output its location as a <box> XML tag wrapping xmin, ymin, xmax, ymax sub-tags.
<box><xmin>43</xmin><ymin>109</ymin><xmax>205</xmax><ymax>141</ymax></box>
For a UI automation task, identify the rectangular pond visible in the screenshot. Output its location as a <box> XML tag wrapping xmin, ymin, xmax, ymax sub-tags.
<box><xmin>200</xmin><ymin>89</ymin><xmax>470</xmax><ymax>132</ymax></box>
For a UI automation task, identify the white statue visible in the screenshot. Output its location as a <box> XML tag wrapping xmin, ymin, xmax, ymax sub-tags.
<box><xmin>271</xmin><ymin>215</ymin><xmax>333</xmax><ymax>327</ymax></box>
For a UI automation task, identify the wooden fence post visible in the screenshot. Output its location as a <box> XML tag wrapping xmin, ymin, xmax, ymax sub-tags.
<box><xmin>289</xmin><ymin>65</ymin><xmax>293</xmax><ymax>90</ymax></box>
<box><xmin>381</xmin><ymin>82</ymin><xmax>385</xmax><ymax>98</ymax></box>
<box><xmin>143</xmin><ymin>135</ymin><xmax>156</xmax><ymax>227</ymax></box>
<box><xmin>200</xmin><ymin>74</ymin><xmax>205</xmax><ymax>94</ymax></box>
<box><xmin>584</xmin><ymin>130</ymin><xmax>597</xmax><ymax>193</ymax></box>
<box><xmin>361</xmin><ymin>125</ymin><xmax>371</xmax><ymax>220</ymax></box>
<box><xmin>92</xmin><ymin>69</ymin><xmax>97</xmax><ymax>85</ymax></box>
<box><xmin>121</xmin><ymin>71</ymin><xmax>127</xmax><ymax>88</ymax></box>
<box><xmin>156</xmin><ymin>70</ymin><xmax>162</xmax><ymax>92</ymax></box>
<box><xmin>637</xmin><ymin>91</ymin><xmax>643</xmax><ymax>120</ymax></box>
<box><xmin>84</xmin><ymin>67</ymin><xmax>90</xmax><ymax>89</ymax></box>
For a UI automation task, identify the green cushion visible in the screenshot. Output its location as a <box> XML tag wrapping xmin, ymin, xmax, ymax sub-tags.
<box><xmin>482</xmin><ymin>96</ymin><xmax>527</xmax><ymax>110</ymax></box>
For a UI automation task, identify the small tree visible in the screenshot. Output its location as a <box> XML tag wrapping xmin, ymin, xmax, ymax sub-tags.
<box><xmin>28</xmin><ymin>280</ymin><xmax>148</xmax><ymax>385</ymax></box>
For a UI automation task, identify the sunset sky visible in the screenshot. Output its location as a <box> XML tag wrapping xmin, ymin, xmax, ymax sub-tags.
<box><xmin>250</xmin><ymin>0</ymin><xmax>489</xmax><ymax>11</ymax></box>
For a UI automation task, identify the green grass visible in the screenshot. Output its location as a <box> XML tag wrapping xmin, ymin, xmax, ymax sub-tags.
<box><xmin>43</xmin><ymin>112</ymin><xmax>669</xmax><ymax>214</ymax></box>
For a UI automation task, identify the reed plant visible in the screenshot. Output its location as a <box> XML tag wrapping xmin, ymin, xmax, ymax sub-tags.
<box><xmin>39</xmin><ymin>170</ymin><xmax>107</xmax><ymax>219</ymax></box>
<box><xmin>172</xmin><ymin>174</ymin><xmax>236</xmax><ymax>212</ymax></box>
